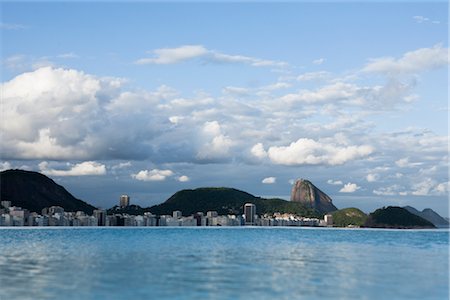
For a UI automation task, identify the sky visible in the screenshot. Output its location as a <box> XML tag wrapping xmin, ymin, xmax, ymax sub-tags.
<box><xmin>1</xmin><ymin>1</ymin><xmax>448</xmax><ymax>216</ymax></box>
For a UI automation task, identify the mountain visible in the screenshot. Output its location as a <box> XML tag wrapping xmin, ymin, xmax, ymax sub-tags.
<box><xmin>331</xmin><ymin>207</ymin><xmax>367</xmax><ymax>227</ymax></box>
<box><xmin>403</xmin><ymin>206</ymin><xmax>449</xmax><ymax>228</ymax></box>
<box><xmin>0</xmin><ymin>169</ymin><xmax>96</xmax><ymax>214</ymax></box>
<box><xmin>364</xmin><ymin>206</ymin><xmax>435</xmax><ymax>229</ymax></box>
<box><xmin>148</xmin><ymin>187</ymin><xmax>319</xmax><ymax>217</ymax></box>
<box><xmin>290</xmin><ymin>179</ymin><xmax>337</xmax><ymax>213</ymax></box>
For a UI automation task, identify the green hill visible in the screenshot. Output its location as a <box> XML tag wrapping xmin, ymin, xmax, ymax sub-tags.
<box><xmin>364</xmin><ymin>206</ymin><xmax>435</xmax><ymax>229</ymax></box>
<box><xmin>148</xmin><ymin>187</ymin><xmax>319</xmax><ymax>217</ymax></box>
<box><xmin>331</xmin><ymin>207</ymin><xmax>367</xmax><ymax>227</ymax></box>
<box><xmin>0</xmin><ymin>169</ymin><xmax>96</xmax><ymax>214</ymax></box>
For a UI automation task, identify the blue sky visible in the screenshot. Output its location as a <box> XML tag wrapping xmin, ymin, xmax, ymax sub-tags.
<box><xmin>1</xmin><ymin>2</ymin><xmax>448</xmax><ymax>216</ymax></box>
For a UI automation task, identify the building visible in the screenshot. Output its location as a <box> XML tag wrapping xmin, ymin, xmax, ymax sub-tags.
<box><xmin>324</xmin><ymin>214</ymin><xmax>333</xmax><ymax>226</ymax></box>
<box><xmin>173</xmin><ymin>210</ymin><xmax>182</xmax><ymax>219</ymax></box>
<box><xmin>120</xmin><ymin>195</ymin><xmax>130</xmax><ymax>208</ymax></box>
<box><xmin>244</xmin><ymin>203</ymin><xmax>256</xmax><ymax>225</ymax></box>
<box><xmin>93</xmin><ymin>209</ymin><xmax>107</xmax><ymax>226</ymax></box>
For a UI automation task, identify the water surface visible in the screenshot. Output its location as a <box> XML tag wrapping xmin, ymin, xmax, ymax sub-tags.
<box><xmin>0</xmin><ymin>227</ymin><xmax>448</xmax><ymax>299</ymax></box>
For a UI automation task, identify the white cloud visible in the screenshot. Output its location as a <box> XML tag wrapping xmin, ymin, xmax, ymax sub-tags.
<box><xmin>366</xmin><ymin>173</ymin><xmax>379</xmax><ymax>182</ymax></box>
<box><xmin>267</xmin><ymin>138</ymin><xmax>373</xmax><ymax>166</ymax></box>
<box><xmin>395</xmin><ymin>157</ymin><xmax>422</xmax><ymax>168</ymax></box>
<box><xmin>312</xmin><ymin>58</ymin><xmax>325</xmax><ymax>65</ymax></box>
<box><xmin>413</xmin><ymin>16</ymin><xmax>440</xmax><ymax>24</ymax></box>
<box><xmin>57</xmin><ymin>52</ymin><xmax>78</xmax><ymax>59</ymax></box>
<box><xmin>197</xmin><ymin>121</ymin><xmax>234</xmax><ymax>160</ymax></box>
<box><xmin>135</xmin><ymin>45</ymin><xmax>287</xmax><ymax>67</ymax></box>
<box><xmin>339</xmin><ymin>183</ymin><xmax>361</xmax><ymax>193</ymax></box>
<box><xmin>135</xmin><ymin>45</ymin><xmax>208</xmax><ymax>64</ymax></box>
<box><xmin>297</xmin><ymin>71</ymin><xmax>331</xmax><ymax>81</ymax></box>
<box><xmin>111</xmin><ymin>162</ymin><xmax>132</xmax><ymax>170</ymax></box>
<box><xmin>251</xmin><ymin>143</ymin><xmax>268</xmax><ymax>159</ymax></box>
<box><xmin>132</xmin><ymin>169</ymin><xmax>174</xmax><ymax>181</ymax></box>
<box><xmin>373</xmin><ymin>185</ymin><xmax>404</xmax><ymax>196</ymax></box>
<box><xmin>0</xmin><ymin>162</ymin><xmax>12</xmax><ymax>171</ymax></box>
<box><xmin>177</xmin><ymin>175</ymin><xmax>190</xmax><ymax>182</ymax></box>
<box><xmin>0</xmin><ymin>22</ymin><xmax>27</xmax><ymax>30</ymax></box>
<box><xmin>327</xmin><ymin>179</ymin><xmax>343</xmax><ymax>185</ymax></box>
<box><xmin>363</xmin><ymin>45</ymin><xmax>448</xmax><ymax>74</ymax></box>
<box><xmin>262</xmin><ymin>177</ymin><xmax>276</xmax><ymax>184</ymax></box>
<box><xmin>39</xmin><ymin>161</ymin><xmax>106</xmax><ymax>176</ymax></box>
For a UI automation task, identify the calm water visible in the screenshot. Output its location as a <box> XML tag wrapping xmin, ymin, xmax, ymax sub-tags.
<box><xmin>0</xmin><ymin>227</ymin><xmax>448</xmax><ymax>300</ymax></box>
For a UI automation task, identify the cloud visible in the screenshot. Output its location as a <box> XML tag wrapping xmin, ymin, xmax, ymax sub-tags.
<box><xmin>0</xmin><ymin>22</ymin><xmax>27</xmax><ymax>30</ymax></box>
<box><xmin>111</xmin><ymin>162</ymin><xmax>132</xmax><ymax>170</ymax></box>
<box><xmin>266</xmin><ymin>138</ymin><xmax>374</xmax><ymax>166</ymax></box>
<box><xmin>135</xmin><ymin>45</ymin><xmax>287</xmax><ymax>67</ymax></box>
<box><xmin>262</xmin><ymin>177</ymin><xmax>276</xmax><ymax>184</ymax></box>
<box><xmin>57</xmin><ymin>52</ymin><xmax>78</xmax><ymax>59</ymax></box>
<box><xmin>327</xmin><ymin>179</ymin><xmax>343</xmax><ymax>185</ymax></box>
<box><xmin>297</xmin><ymin>71</ymin><xmax>331</xmax><ymax>81</ymax></box>
<box><xmin>395</xmin><ymin>157</ymin><xmax>423</xmax><ymax>168</ymax></box>
<box><xmin>135</xmin><ymin>45</ymin><xmax>208</xmax><ymax>64</ymax></box>
<box><xmin>132</xmin><ymin>169</ymin><xmax>174</xmax><ymax>181</ymax></box>
<box><xmin>0</xmin><ymin>162</ymin><xmax>12</xmax><ymax>171</ymax></box>
<box><xmin>197</xmin><ymin>121</ymin><xmax>234</xmax><ymax>161</ymax></box>
<box><xmin>251</xmin><ymin>143</ymin><xmax>268</xmax><ymax>159</ymax></box>
<box><xmin>413</xmin><ymin>16</ymin><xmax>440</xmax><ymax>24</ymax></box>
<box><xmin>312</xmin><ymin>58</ymin><xmax>325</xmax><ymax>65</ymax></box>
<box><xmin>373</xmin><ymin>185</ymin><xmax>404</xmax><ymax>196</ymax></box>
<box><xmin>339</xmin><ymin>183</ymin><xmax>361</xmax><ymax>193</ymax></box>
<box><xmin>363</xmin><ymin>45</ymin><xmax>448</xmax><ymax>74</ymax></box>
<box><xmin>39</xmin><ymin>161</ymin><xmax>106</xmax><ymax>176</ymax></box>
<box><xmin>366</xmin><ymin>173</ymin><xmax>379</xmax><ymax>182</ymax></box>
<box><xmin>177</xmin><ymin>175</ymin><xmax>190</xmax><ymax>182</ymax></box>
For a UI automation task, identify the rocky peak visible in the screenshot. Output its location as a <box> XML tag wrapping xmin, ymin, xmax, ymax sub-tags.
<box><xmin>290</xmin><ymin>179</ymin><xmax>337</xmax><ymax>214</ymax></box>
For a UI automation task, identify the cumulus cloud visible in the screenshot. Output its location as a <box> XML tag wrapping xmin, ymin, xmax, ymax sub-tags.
<box><xmin>395</xmin><ymin>157</ymin><xmax>423</xmax><ymax>168</ymax></box>
<box><xmin>177</xmin><ymin>175</ymin><xmax>190</xmax><ymax>182</ymax></box>
<box><xmin>262</xmin><ymin>177</ymin><xmax>276</xmax><ymax>184</ymax></box>
<box><xmin>39</xmin><ymin>161</ymin><xmax>106</xmax><ymax>176</ymax></box>
<box><xmin>266</xmin><ymin>138</ymin><xmax>374</xmax><ymax>166</ymax></box>
<box><xmin>366</xmin><ymin>173</ymin><xmax>379</xmax><ymax>182</ymax></box>
<box><xmin>132</xmin><ymin>169</ymin><xmax>174</xmax><ymax>181</ymax></box>
<box><xmin>363</xmin><ymin>45</ymin><xmax>448</xmax><ymax>74</ymax></box>
<box><xmin>373</xmin><ymin>185</ymin><xmax>405</xmax><ymax>196</ymax></box>
<box><xmin>327</xmin><ymin>179</ymin><xmax>343</xmax><ymax>185</ymax></box>
<box><xmin>112</xmin><ymin>162</ymin><xmax>132</xmax><ymax>170</ymax></box>
<box><xmin>339</xmin><ymin>183</ymin><xmax>361</xmax><ymax>193</ymax></box>
<box><xmin>197</xmin><ymin>121</ymin><xmax>234</xmax><ymax>161</ymax></box>
<box><xmin>135</xmin><ymin>45</ymin><xmax>287</xmax><ymax>67</ymax></box>
<box><xmin>251</xmin><ymin>143</ymin><xmax>268</xmax><ymax>159</ymax></box>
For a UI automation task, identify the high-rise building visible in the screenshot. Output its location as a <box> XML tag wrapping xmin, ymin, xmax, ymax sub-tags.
<box><xmin>120</xmin><ymin>195</ymin><xmax>130</xmax><ymax>208</ymax></box>
<box><xmin>244</xmin><ymin>203</ymin><xmax>256</xmax><ymax>225</ymax></box>
<box><xmin>93</xmin><ymin>209</ymin><xmax>107</xmax><ymax>226</ymax></box>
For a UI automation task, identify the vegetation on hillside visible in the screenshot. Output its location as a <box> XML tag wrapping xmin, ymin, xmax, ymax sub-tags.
<box><xmin>331</xmin><ymin>207</ymin><xmax>367</xmax><ymax>227</ymax></box>
<box><xmin>364</xmin><ymin>206</ymin><xmax>435</xmax><ymax>229</ymax></box>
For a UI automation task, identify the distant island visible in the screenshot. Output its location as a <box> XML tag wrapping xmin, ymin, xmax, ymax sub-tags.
<box><xmin>1</xmin><ymin>169</ymin><xmax>447</xmax><ymax>229</ymax></box>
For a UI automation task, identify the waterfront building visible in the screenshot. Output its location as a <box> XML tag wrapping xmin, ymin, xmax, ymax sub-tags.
<box><xmin>120</xmin><ymin>195</ymin><xmax>130</xmax><ymax>208</ymax></box>
<box><xmin>173</xmin><ymin>210</ymin><xmax>182</xmax><ymax>219</ymax></box>
<box><xmin>324</xmin><ymin>214</ymin><xmax>333</xmax><ymax>226</ymax></box>
<box><xmin>244</xmin><ymin>203</ymin><xmax>256</xmax><ymax>225</ymax></box>
<box><xmin>93</xmin><ymin>209</ymin><xmax>107</xmax><ymax>226</ymax></box>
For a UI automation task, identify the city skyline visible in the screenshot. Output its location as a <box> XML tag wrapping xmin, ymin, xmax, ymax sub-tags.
<box><xmin>1</xmin><ymin>2</ymin><xmax>448</xmax><ymax>216</ymax></box>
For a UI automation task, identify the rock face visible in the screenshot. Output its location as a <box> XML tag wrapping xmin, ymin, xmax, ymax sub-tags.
<box><xmin>290</xmin><ymin>179</ymin><xmax>337</xmax><ymax>213</ymax></box>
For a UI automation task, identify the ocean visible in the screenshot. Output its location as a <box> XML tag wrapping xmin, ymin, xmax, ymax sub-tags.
<box><xmin>0</xmin><ymin>227</ymin><xmax>448</xmax><ymax>299</ymax></box>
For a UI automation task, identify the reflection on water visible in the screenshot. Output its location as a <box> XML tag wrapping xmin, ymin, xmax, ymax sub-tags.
<box><xmin>0</xmin><ymin>228</ymin><xmax>448</xmax><ymax>299</ymax></box>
